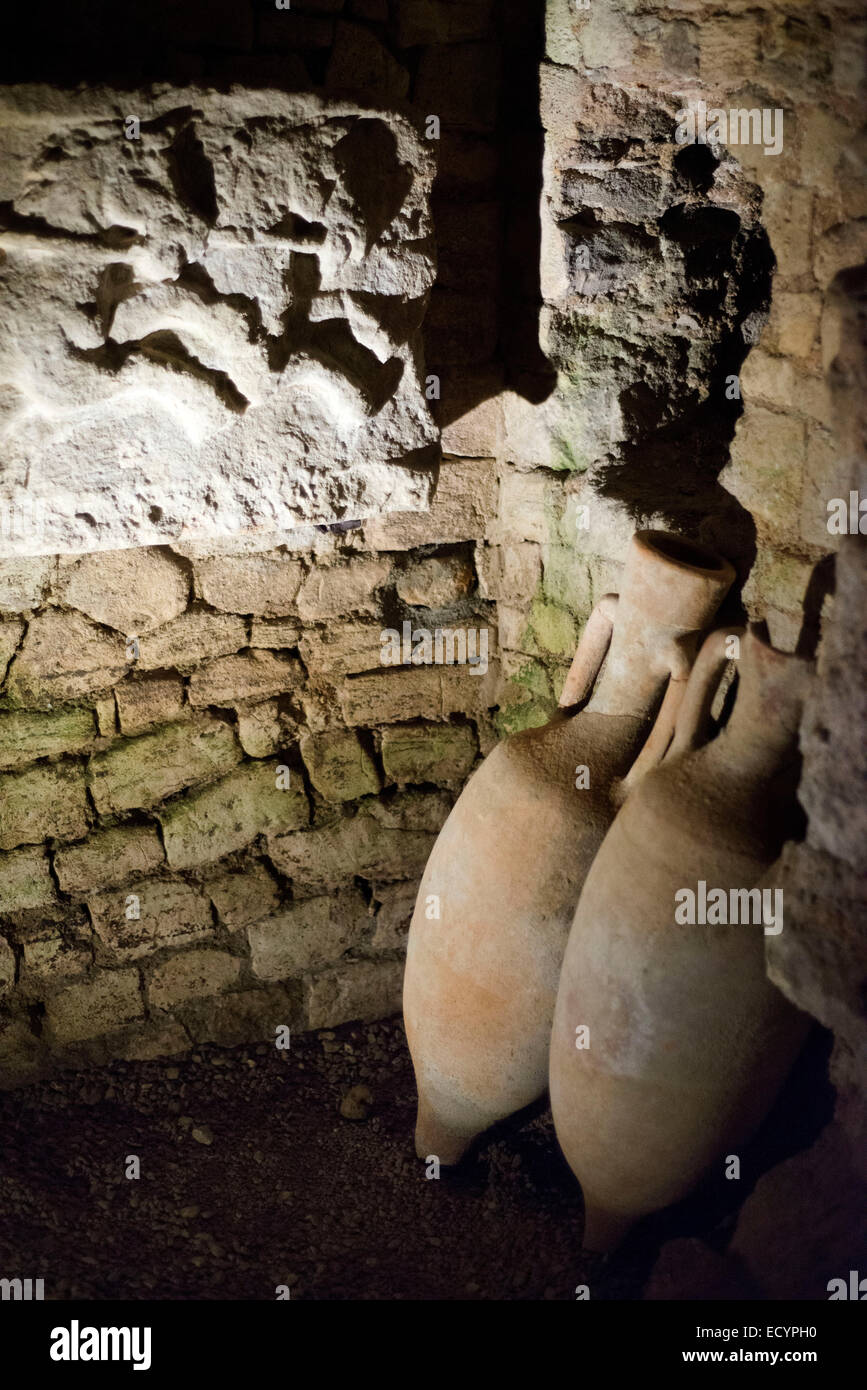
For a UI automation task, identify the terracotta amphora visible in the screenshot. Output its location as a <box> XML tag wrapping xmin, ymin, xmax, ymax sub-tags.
<box><xmin>549</xmin><ymin>625</ymin><xmax>813</xmax><ymax>1251</ymax></box>
<box><xmin>403</xmin><ymin>531</ymin><xmax>735</xmax><ymax>1164</ymax></box>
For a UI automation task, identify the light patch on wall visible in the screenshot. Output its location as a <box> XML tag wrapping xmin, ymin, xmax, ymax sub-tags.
<box><xmin>0</xmin><ymin>86</ymin><xmax>439</xmax><ymax>557</ymax></box>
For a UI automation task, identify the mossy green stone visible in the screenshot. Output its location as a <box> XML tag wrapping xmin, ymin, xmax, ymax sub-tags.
<box><xmin>529</xmin><ymin>599</ymin><xmax>579</xmax><ymax>656</ymax></box>
<box><xmin>381</xmin><ymin>723</ymin><xmax>477</xmax><ymax>785</ymax></box>
<box><xmin>300</xmin><ymin>731</ymin><xmax>381</xmax><ymax>803</ymax></box>
<box><xmin>495</xmin><ymin>700</ymin><xmax>552</xmax><ymax>737</ymax></box>
<box><xmin>0</xmin><ymin>847</ymin><xmax>57</xmax><ymax>913</ymax></box>
<box><xmin>88</xmin><ymin>718</ymin><xmax>242</xmax><ymax>814</ymax></box>
<box><xmin>160</xmin><ymin>762</ymin><xmax>309</xmax><ymax>870</ymax></box>
<box><xmin>0</xmin><ymin>707</ymin><xmax>96</xmax><ymax>771</ymax></box>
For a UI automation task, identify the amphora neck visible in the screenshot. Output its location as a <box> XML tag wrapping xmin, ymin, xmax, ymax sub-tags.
<box><xmin>587</xmin><ymin>530</ymin><xmax>735</xmax><ymax>718</ymax></box>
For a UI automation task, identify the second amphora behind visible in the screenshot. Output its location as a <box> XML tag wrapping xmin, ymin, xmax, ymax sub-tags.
<box><xmin>549</xmin><ymin>626</ymin><xmax>813</xmax><ymax>1252</ymax></box>
<box><xmin>403</xmin><ymin>531</ymin><xmax>735</xmax><ymax>1163</ymax></box>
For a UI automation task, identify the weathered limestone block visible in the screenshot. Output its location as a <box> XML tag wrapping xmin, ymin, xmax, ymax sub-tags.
<box><xmin>297</xmin><ymin>688</ymin><xmax>339</xmax><ymax>735</ymax></box>
<box><xmin>722</xmin><ymin>407</ymin><xmax>806</xmax><ymax>542</ymax></box>
<box><xmin>205</xmin><ymin>863</ymin><xmax>282</xmax><ymax>929</ymax></box>
<box><xmin>476</xmin><ymin>541</ymin><xmax>542</xmax><ymax>603</ymax></box>
<box><xmin>248</xmin><ymin>887</ymin><xmax>369</xmax><ymax>980</ymax></box>
<box><xmin>115</xmin><ymin>675</ymin><xmax>186</xmax><ymax>735</ymax></box>
<box><xmin>88</xmin><ymin>716</ymin><xmax>242</xmax><ymax>814</ymax></box>
<box><xmin>366</xmin><ymin>787</ymin><xmax>453</xmax><ymax>832</ymax></box>
<box><xmin>159</xmin><ymin>762</ymin><xmax>310</xmax><ymax>870</ymax></box>
<box><xmin>147</xmin><ymin>949</ymin><xmax>242</xmax><ymax>1010</ymax></box>
<box><xmin>396</xmin><ymin>554</ymin><xmax>474</xmax><ymax>607</ymax></box>
<box><xmin>268</xmin><ymin>811</ymin><xmax>435</xmax><ymax>892</ymax></box>
<box><xmin>300</xmin><ymin>729</ymin><xmax>381</xmax><ymax>801</ymax></box>
<box><xmin>0</xmin><ymin>707</ymin><xmax>96</xmax><ymax>771</ymax></box>
<box><xmin>496</xmin><ymin>605</ymin><xmax>532</xmax><ymax>655</ymax></box>
<box><xmin>0</xmin><ymin>86</ymin><xmax>437</xmax><ymax>557</ymax></box>
<box><xmin>0</xmin><ymin>763</ymin><xmax>89</xmax><ymax>849</ymax></box>
<box><xmin>0</xmin><ymin>556</ymin><xmax>53</xmax><ymax>612</ymax></box>
<box><xmin>54</xmin><ymin>823</ymin><xmax>165</xmax><ymax>895</ymax></box>
<box><xmin>815</xmin><ymin>220</ymin><xmax>867</xmax><ymax>290</ymax></box>
<box><xmin>303</xmin><ymin>957</ymin><xmax>404</xmax><ymax>1028</ymax></box>
<box><xmin>735</xmin><ymin>348</ymin><xmax>796</xmax><ymax>410</ymax></box>
<box><xmin>298</xmin><ymin>622</ymin><xmax>384</xmax><ymax>678</ymax></box>
<box><xmin>249</xmin><ymin>618</ymin><xmax>303</xmax><ymax>649</ymax></box>
<box><xmin>136</xmin><ymin>611</ymin><xmax>248</xmax><ymax>671</ymax></box>
<box><xmin>338</xmin><ymin>666</ymin><xmax>442</xmax><ymax>724</ymax></box>
<box><xmin>339</xmin><ymin>654</ymin><xmax>500</xmax><ymax>724</ymax></box>
<box><xmin>361</xmin><ymin>459</ymin><xmax>497</xmax><ymax>549</ymax></box>
<box><xmin>0</xmin><ymin>846</ymin><xmax>57</xmax><ymax>914</ymax></box>
<box><xmin>295</xmin><ymin>558</ymin><xmax>391</xmax><ymax>620</ymax></box>
<box><xmin>801</xmin><ymin>425</ymin><xmax>848</xmax><ymax>548</ymax></box>
<box><xmin>763</xmin><ymin>183</ymin><xmax>814</xmax><ymax>285</ymax></box>
<box><xmin>188</xmin><ymin>652</ymin><xmax>301</xmax><ymax>707</ymax></box>
<box><xmin>195</xmin><ymin>554</ymin><xmax>304</xmax><ymax>616</ymax></box>
<box><xmin>765</xmin><ymin>291</ymin><xmax>822</xmax><ymax>359</ymax></box>
<box><xmin>236</xmin><ymin>700</ymin><xmax>283</xmax><ymax>758</ymax></box>
<box><xmin>20</xmin><ymin>929</ymin><xmax>91</xmax><ymax>985</ymax></box>
<box><xmin>495</xmin><ymin>648</ymin><xmax>555</xmax><ymax>732</ymax></box>
<box><xmin>739</xmin><ymin>551</ymin><xmax>814</xmax><ymax>651</ymax></box>
<box><xmin>381</xmin><ymin>721</ymin><xmax>477</xmax><ymax>784</ymax></box>
<box><xmin>88</xmin><ymin>878</ymin><xmax>215</xmax><ymax>962</ymax></box>
<box><xmin>490</xmin><ymin>468</ymin><xmax>553</xmax><ymax>546</ymax></box>
<box><xmin>46</xmin><ymin>969</ymin><xmax>144</xmax><ymax>1044</ymax></box>
<box><xmin>59</xmin><ymin>549</ymin><xmax>189</xmax><ymax>633</ymax></box>
<box><xmin>540</xmin><ymin>542</ymin><xmax>595</xmax><ymax>617</ymax></box>
<box><xmin>6</xmin><ymin>610</ymin><xmax>128</xmax><ymax>704</ymax></box>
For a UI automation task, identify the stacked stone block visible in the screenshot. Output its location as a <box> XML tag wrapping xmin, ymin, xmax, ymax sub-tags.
<box><xmin>0</xmin><ymin>530</ymin><xmax>503</xmax><ymax>1084</ymax></box>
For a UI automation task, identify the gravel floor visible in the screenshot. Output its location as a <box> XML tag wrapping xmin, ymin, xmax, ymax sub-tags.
<box><xmin>0</xmin><ymin>1016</ymin><xmax>829</xmax><ymax>1301</ymax></box>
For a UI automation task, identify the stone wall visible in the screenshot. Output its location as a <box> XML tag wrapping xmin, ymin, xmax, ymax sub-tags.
<box><xmin>0</xmin><ymin>523</ymin><xmax>500</xmax><ymax>1084</ymax></box>
<box><xmin>0</xmin><ymin>0</ymin><xmax>539</xmax><ymax>1084</ymax></box>
<box><xmin>0</xmin><ymin>0</ymin><xmax>865</xmax><ymax>1126</ymax></box>
<box><xmin>533</xmin><ymin>0</ymin><xmax>867</xmax><ymax>1298</ymax></box>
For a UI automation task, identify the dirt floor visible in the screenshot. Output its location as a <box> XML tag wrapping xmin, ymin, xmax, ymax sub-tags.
<box><xmin>0</xmin><ymin>1016</ymin><xmax>832</xmax><ymax>1301</ymax></box>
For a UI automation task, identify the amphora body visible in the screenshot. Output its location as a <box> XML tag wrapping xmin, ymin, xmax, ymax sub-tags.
<box><xmin>549</xmin><ymin>627</ymin><xmax>813</xmax><ymax>1250</ymax></box>
<box><xmin>403</xmin><ymin>532</ymin><xmax>734</xmax><ymax>1163</ymax></box>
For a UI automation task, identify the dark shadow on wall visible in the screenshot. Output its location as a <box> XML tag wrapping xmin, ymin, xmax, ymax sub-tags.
<box><xmin>1</xmin><ymin>0</ymin><xmax>556</xmax><ymax>438</ymax></box>
<box><xmin>586</xmin><ymin>144</ymin><xmax>776</xmax><ymax>591</ymax></box>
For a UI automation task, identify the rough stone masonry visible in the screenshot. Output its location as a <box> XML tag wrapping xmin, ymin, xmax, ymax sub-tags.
<box><xmin>0</xmin><ymin>85</ymin><xmax>438</xmax><ymax>555</ymax></box>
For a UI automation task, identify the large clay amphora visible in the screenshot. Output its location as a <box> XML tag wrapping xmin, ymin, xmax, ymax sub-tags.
<box><xmin>549</xmin><ymin>625</ymin><xmax>813</xmax><ymax>1251</ymax></box>
<box><xmin>403</xmin><ymin>531</ymin><xmax>735</xmax><ymax>1164</ymax></box>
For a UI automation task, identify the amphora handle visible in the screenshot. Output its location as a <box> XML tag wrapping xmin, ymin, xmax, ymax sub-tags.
<box><xmin>666</xmin><ymin>625</ymin><xmax>748</xmax><ymax>759</ymax></box>
<box><xmin>616</xmin><ymin>632</ymin><xmax>699</xmax><ymax>796</ymax></box>
<box><xmin>558</xmin><ymin>594</ymin><xmax>619</xmax><ymax>709</ymax></box>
